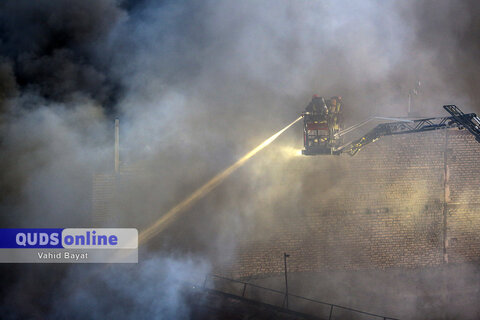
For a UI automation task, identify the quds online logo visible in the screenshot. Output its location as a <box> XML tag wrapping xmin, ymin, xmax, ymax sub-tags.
<box><xmin>0</xmin><ymin>228</ymin><xmax>138</xmax><ymax>263</ymax></box>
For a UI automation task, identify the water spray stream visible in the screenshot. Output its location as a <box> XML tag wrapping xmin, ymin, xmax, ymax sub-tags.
<box><xmin>139</xmin><ymin>116</ymin><xmax>303</xmax><ymax>244</ymax></box>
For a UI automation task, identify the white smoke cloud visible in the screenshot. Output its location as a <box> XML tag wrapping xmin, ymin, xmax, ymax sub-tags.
<box><xmin>51</xmin><ymin>254</ymin><xmax>210</xmax><ymax>320</ymax></box>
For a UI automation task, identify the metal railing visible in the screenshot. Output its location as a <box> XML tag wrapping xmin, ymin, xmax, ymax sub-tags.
<box><xmin>203</xmin><ymin>274</ymin><xmax>399</xmax><ymax>320</ymax></box>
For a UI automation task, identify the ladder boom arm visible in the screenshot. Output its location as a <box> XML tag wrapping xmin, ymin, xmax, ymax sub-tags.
<box><xmin>335</xmin><ymin>106</ymin><xmax>479</xmax><ymax>156</ymax></box>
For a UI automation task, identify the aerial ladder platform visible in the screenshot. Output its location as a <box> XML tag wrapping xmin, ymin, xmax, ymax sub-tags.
<box><xmin>302</xmin><ymin>103</ymin><xmax>480</xmax><ymax>156</ymax></box>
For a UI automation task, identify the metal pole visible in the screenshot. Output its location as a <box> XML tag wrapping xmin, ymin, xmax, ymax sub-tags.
<box><xmin>408</xmin><ymin>80</ymin><xmax>421</xmax><ymax>117</ymax></box>
<box><xmin>443</xmin><ymin>129</ymin><xmax>449</xmax><ymax>264</ymax></box>
<box><xmin>284</xmin><ymin>252</ymin><xmax>290</xmax><ymax>309</ymax></box>
<box><xmin>114</xmin><ymin>119</ymin><xmax>120</xmax><ymax>174</ymax></box>
<box><xmin>242</xmin><ymin>283</ymin><xmax>247</xmax><ymax>297</ymax></box>
<box><xmin>408</xmin><ymin>92</ymin><xmax>412</xmax><ymax>115</ymax></box>
<box><xmin>203</xmin><ymin>274</ymin><xmax>208</xmax><ymax>288</ymax></box>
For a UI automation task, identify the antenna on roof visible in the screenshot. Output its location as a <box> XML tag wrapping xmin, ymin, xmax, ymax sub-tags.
<box><xmin>115</xmin><ymin>119</ymin><xmax>120</xmax><ymax>174</ymax></box>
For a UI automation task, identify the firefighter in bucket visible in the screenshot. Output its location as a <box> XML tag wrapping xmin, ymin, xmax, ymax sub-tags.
<box><xmin>302</xmin><ymin>95</ymin><xmax>343</xmax><ymax>155</ymax></box>
<box><xmin>305</xmin><ymin>95</ymin><xmax>328</xmax><ymax>122</ymax></box>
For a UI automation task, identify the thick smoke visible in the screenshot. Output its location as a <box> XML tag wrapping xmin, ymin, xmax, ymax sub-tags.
<box><xmin>0</xmin><ymin>0</ymin><xmax>123</xmax><ymax>108</ymax></box>
<box><xmin>2</xmin><ymin>0</ymin><xmax>480</xmax><ymax>319</ymax></box>
<box><xmin>51</xmin><ymin>255</ymin><xmax>210</xmax><ymax>320</ymax></box>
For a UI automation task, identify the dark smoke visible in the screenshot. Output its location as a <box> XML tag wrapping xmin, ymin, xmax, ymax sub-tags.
<box><xmin>0</xmin><ymin>0</ymin><xmax>123</xmax><ymax>108</ymax></box>
<box><xmin>2</xmin><ymin>0</ymin><xmax>480</xmax><ymax>319</ymax></box>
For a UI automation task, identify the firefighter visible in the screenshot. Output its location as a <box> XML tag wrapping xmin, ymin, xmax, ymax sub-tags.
<box><xmin>328</xmin><ymin>96</ymin><xmax>343</xmax><ymax>133</ymax></box>
<box><xmin>333</xmin><ymin>96</ymin><xmax>343</xmax><ymax>129</ymax></box>
<box><xmin>328</xmin><ymin>96</ymin><xmax>342</xmax><ymax>114</ymax></box>
<box><xmin>305</xmin><ymin>95</ymin><xmax>328</xmax><ymax>121</ymax></box>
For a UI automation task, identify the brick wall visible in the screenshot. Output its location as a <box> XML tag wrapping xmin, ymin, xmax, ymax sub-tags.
<box><xmin>92</xmin><ymin>163</ymin><xmax>147</xmax><ymax>226</ymax></box>
<box><xmin>92</xmin><ymin>173</ymin><xmax>116</xmax><ymax>226</ymax></box>
<box><xmin>91</xmin><ymin>129</ymin><xmax>480</xmax><ymax>279</ymax></box>
<box><xmin>446</xmin><ymin>130</ymin><xmax>480</xmax><ymax>263</ymax></box>
<box><xmin>221</xmin><ymin>129</ymin><xmax>480</xmax><ymax>279</ymax></box>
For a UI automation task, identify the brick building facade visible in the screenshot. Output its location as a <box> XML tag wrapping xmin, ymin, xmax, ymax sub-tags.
<box><xmin>92</xmin><ymin>129</ymin><xmax>480</xmax><ymax>278</ymax></box>
<box><xmin>220</xmin><ymin>129</ymin><xmax>480</xmax><ymax>279</ymax></box>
